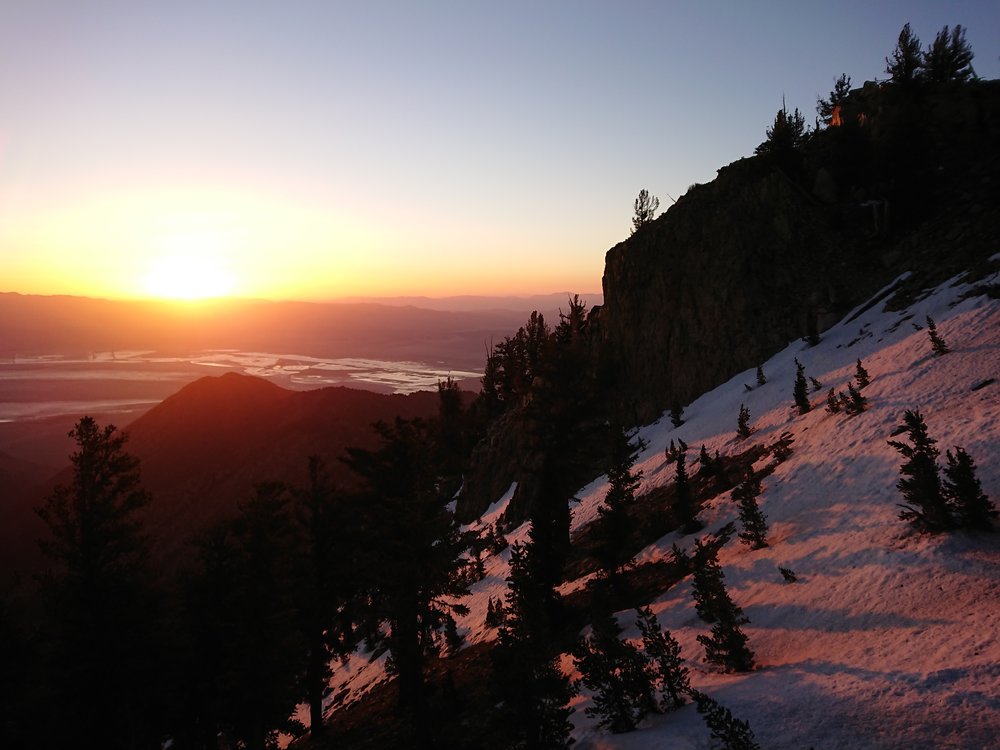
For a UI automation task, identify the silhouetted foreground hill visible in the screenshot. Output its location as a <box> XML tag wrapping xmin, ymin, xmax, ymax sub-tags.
<box><xmin>0</xmin><ymin>373</ymin><xmax>450</xmax><ymax>578</ymax></box>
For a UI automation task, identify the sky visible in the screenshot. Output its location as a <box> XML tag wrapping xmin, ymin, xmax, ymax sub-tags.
<box><xmin>1</xmin><ymin>1</ymin><xmax>997</xmax><ymax>302</ymax></box>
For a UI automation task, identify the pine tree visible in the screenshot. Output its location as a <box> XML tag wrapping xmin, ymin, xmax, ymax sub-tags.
<box><xmin>492</xmin><ymin>540</ymin><xmax>576</xmax><ymax>750</ymax></box>
<box><xmin>926</xmin><ymin>316</ymin><xmax>949</xmax><ymax>355</ymax></box>
<box><xmin>689</xmin><ymin>541</ymin><xmax>755</xmax><ymax>673</ymax></box>
<box><xmin>697</xmin><ymin>604</ymin><xmax>755</xmax><ymax>673</ymax></box>
<box><xmin>733</xmin><ymin>470</ymin><xmax>768</xmax><ymax>550</ymax></box>
<box><xmin>817</xmin><ymin>73</ymin><xmax>852</xmax><ymax>126</ymax></box>
<box><xmin>923</xmin><ymin>25</ymin><xmax>974</xmax><ymax>83</ymax></box>
<box><xmin>943</xmin><ymin>447</ymin><xmax>996</xmax><ymax>531</ymax></box>
<box><xmin>574</xmin><ymin>609</ymin><xmax>655</xmax><ymax>733</ymax></box>
<box><xmin>291</xmin><ymin>457</ymin><xmax>360</xmax><ymax>740</ymax></box>
<box><xmin>793</xmin><ymin>358</ymin><xmax>811</xmax><ymax>414</ymax></box>
<box><xmin>810</xmin><ymin>376</ymin><xmax>824</xmax><ymax>392</ymax></box>
<box><xmin>34</xmin><ymin>417</ymin><xmax>163</xmax><ymax>749</ymax></box>
<box><xmin>755</xmin><ymin>366</ymin><xmax>766</xmax><ymax>387</ymax></box>
<box><xmin>670</xmin><ymin>402</ymin><xmax>685</xmax><ymax>428</ymax></box>
<box><xmin>755</xmin><ymin>102</ymin><xmax>806</xmax><ymax>156</ymax></box>
<box><xmin>689</xmin><ymin>539</ymin><xmax>727</xmax><ymax>624</ymax></box>
<box><xmin>698</xmin><ymin>444</ymin><xmax>715</xmax><ymax>476</ymax></box>
<box><xmin>632</xmin><ymin>189</ymin><xmax>660</xmax><ymax>234</ymax></box>
<box><xmin>635</xmin><ymin>606</ymin><xmax>689</xmax><ymax>712</ymax></box>
<box><xmin>595</xmin><ymin>425</ymin><xmax>643</xmax><ymax>582</ymax></box>
<box><xmin>855</xmin><ymin>358</ymin><xmax>871</xmax><ymax>389</ymax></box>
<box><xmin>343</xmin><ymin>418</ymin><xmax>472</xmax><ymax>722</ymax></box>
<box><xmin>888</xmin><ymin>410</ymin><xmax>953</xmax><ymax>531</ymax></box>
<box><xmin>736</xmin><ymin>404</ymin><xmax>752</xmax><ymax>440</ymax></box>
<box><xmin>843</xmin><ymin>382</ymin><xmax>867</xmax><ymax>415</ymax></box>
<box><xmin>825</xmin><ymin>388</ymin><xmax>842</xmax><ymax>414</ymax></box>
<box><xmin>886</xmin><ymin>23</ymin><xmax>923</xmax><ymax>85</ymax></box>
<box><xmin>673</xmin><ymin>445</ymin><xmax>699</xmax><ymax>533</ymax></box>
<box><xmin>691</xmin><ymin>691</ymin><xmax>761</xmax><ymax>750</ymax></box>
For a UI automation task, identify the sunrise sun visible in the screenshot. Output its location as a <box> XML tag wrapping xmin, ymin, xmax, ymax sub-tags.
<box><xmin>142</xmin><ymin>231</ymin><xmax>236</xmax><ymax>300</ymax></box>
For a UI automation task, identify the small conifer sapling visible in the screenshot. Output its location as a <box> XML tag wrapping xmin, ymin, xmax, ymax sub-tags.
<box><xmin>670</xmin><ymin>402</ymin><xmax>685</xmax><ymax>428</ymax></box>
<box><xmin>635</xmin><ymin>606</ymin><xmax>689</xmax><ymax>712</ymax></box>
<box><xmin>736</xmin><ymin>404</ymin><xmax>752</xmax><ymax>440</ymax></box>
<box><xmin>926</xmin><ymin>316</ymin><xmax>949</xmax><ymax>356</ymax></box>
<box><xmin>943</xmin><ymin>447</ymin><xmax>995</xmax><ymax>531</ymax></box>
<box><xmin>755</xmin><ymin>366</ymin><xmax>766</xmax><ymax>387</ymax></box>
<box><xmin>793</xmin><ymin>359</ymin><xmax>811</xmax><ymax>415</ymax></box>
<box><xmin>574</xmin><ymin>610</ymin><xmax>655</xmax><ymax>733</ymax></box>
<box><xmin>888</xmin><ymin>410</ymin><xmax>953</xmax><ymax>531</ymax></box>
<box><xmin>733</xmin><ymin>470</ymin><xmax>768</xmax><ymax>549</ymax></box>
<box><xmin>691</xmin><ymin>691</ymin><xmax>761</xmax><ymax>750</ymax></box>
<box><xmin>843</xmin><ymin>382</ymin><xmax>867</xmax><ymax>415</ymax></box>
<box><xmin>855</xmin><ymin>358</ymin><xmax>871</xmax><ymax>389</ymax></box>
<box><xmin>825</xmin><ymin>388</ymin><xmax>842</xmax><ymax>414</ymax></box>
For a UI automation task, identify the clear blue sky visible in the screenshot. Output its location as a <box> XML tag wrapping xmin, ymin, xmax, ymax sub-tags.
<box><xmin>1</xmin><ymin>1</ymin><xmax>997</xmax><ymax>300</ymax></box>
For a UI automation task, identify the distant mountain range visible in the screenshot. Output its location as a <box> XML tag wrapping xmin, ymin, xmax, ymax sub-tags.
<box><xmin>0</xmin><ymin>292</ymin><xmax>601</xmax><ymax>368</ymax></box>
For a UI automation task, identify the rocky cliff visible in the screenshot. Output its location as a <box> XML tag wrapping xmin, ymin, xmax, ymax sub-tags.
<box><xmin>601</xmin><ymin>79</ymin><xmax>1000</xmax><ymax>423</ymax></box>
<box><xmin>459</xmin><ymin>79</ymin><xmax>1000</xmax><ymax>521</ymax></box>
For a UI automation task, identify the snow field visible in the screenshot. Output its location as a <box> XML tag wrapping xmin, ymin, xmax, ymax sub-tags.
<box><xmin>323</xmin><ymin>267</ymin><xmax>1000</xmax><ymax>749</ymax></box>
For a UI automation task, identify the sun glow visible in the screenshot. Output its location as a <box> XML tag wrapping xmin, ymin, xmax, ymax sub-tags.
<box><xmin>142</xmin><ymin>231</ymin><xmax>236</xmax><ymax>300</ymax></box>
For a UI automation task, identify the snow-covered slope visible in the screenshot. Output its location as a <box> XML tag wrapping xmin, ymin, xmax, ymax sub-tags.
<box><xmin>325</xmin><ymin>264</ymin><xmax>1000</xmax><ymax>749</ymax></box>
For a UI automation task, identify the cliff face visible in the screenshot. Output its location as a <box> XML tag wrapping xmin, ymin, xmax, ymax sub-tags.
<box><xmin>601</xmin><ymin>160</ymin><xmax>875</xmax><ymax>424</ymax></box>
<box><xmin>459</xmin><ymin>80</ymin><xmax>1000</xmax><ymax>521</ymax></box>
<box><xmin>601</xmin><ymin>80</ymin><xmax>1000</xmax><ymax>424</ymax></box>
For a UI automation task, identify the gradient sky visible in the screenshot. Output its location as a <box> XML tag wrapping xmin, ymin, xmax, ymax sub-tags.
<box><xmin>1</xmin><ymin>1</ymin><xmax>997</xmax><ymax>301</ymax></box>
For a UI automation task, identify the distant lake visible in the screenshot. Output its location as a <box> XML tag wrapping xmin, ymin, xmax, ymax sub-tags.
<box><xmin>0</xmin><ymin>350</ymin><xmax>482</xmax><ymax>422</ymax></box>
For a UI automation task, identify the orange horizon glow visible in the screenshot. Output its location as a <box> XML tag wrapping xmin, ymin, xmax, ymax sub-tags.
<box><xmin>0</xmin><ymin>182</ymin><xmax>603</xmax><ymax>303</ymax></box>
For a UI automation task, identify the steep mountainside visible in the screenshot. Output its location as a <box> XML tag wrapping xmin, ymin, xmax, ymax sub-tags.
<box><xmin>601</xmin><ymin>80</ymin><xmax>1000</xmax><ymax>423</ymax></box>
<box><xmin>310</xmin><ymin>262</ymin><xmax>1000</xmax><ymax>750</ymax></box>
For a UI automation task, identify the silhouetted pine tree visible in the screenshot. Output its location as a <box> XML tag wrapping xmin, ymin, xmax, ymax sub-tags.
<box><xmin>176</xmin><ymin>482</ymin><xmax>307</xmax><ymax>750</ymax></box>
<box><xmin>817</xmin><ymin>73</ymin><xmax>852</xmax><ymax>126</ymax></box>
<box><xmin>843</xmin><ymin>382</ymin><xmax>868</xmax><ymax>415</ymax></box>
<box><xmin>673</xmin><ymin>446</ymin><xmax>699</xmax><ymax>533</ymax></box>
<box><xmin>292</xmin><ymin>456</ymin><xmax>360</xmax><ymax>740</ymax></box>
<box><xmin>855</xmin><ymin>358</ymin><xmax>871</xmax><ymax>389</ymax></box>
<box><xmin>697</xmin><ymin>603</ymin><xmax>755</xmax><ymax>674</ymax></box>
<box><xmin>632</xmin><ymin>189</ymin><xmax>660</xmax><ymax>233</ymax></box>
<box><xmin>34</xmin><ymin>417</ymin><xmax>163</xmax><ymax>750</ymax></box>
<box><xmin>594</xmin><ymin>425</ymin><xmax>643</xmax><ymax>584</ymax></box>
<box><xmin>826</xmin><ymin>388</ymin><xmax>842</xmax><ymax>414</ymax></box>
<box><xmin>574</xmin><ymin>609</ymin><xmax>655</xmax><ymax>733</ymax></box>
<box><xmin>926</xmin><ymin>316</ymin><xmax>949</xmax><ymax>355</ymax></box>
<box><xmin>0</xmin><ymin>597</ymin><xmax>31</xmax><ymax>749</ymax></box>
<box><xmin>888</xmin><ymin>410</ymin><xmax>953</xmax><ymax>531</ymax></box>
<box><xmin>343</xmin><ymin>418</ymin><xmax>471</xmax><ymax>728</ymax></box>
<box><xmin>943</xmin><ymin>447</ymin><xmax>996</xmax><ymax>531</ymax></box>
<box><xmin>691</xmin><ymin>690</ymin><xmax>761</xmax><ymax>750</ymax></box>
<box><xmin>670</xmin><ymin>402</ymin><xmax>685</xmax><ymax>428</ymax></box>
<box><xmin>736</xmin><ymin>404</ymin><xmax>752</xmax><ymax>440</ymax></box>
<box><xmin>755</xmin><ymin>366</ymin><xmax>766</xmax><ymax>386</ymax></box>
<box><xmin>688</xmin><ymin>541</ymin><xmax>755</xmax><ymax>673</ymax></box>
<box><xmin>688</xmin><ymin>539</ymin><xmax>727</xmax><ymax>624</ymax></box>
<box><xmin>923</xmin><ymin>25</ymin><xmax>974</xmax><ymax>83</ymax></box>
<box><xmin>491</xmin><ymin>540</ymin><xmax>576</xmax><ymax>750</ymax></box>
<box><xmin>793</xmin><ymin>358</ymin><xmax>811</xmax><ymax>414</ymax></box>
<box><xmin>755</xmin><ymin>101</ymin><xmax>806</xmax><ymax>158</ymax></box>
<box><xmin>733</xmin><ymin>470</ymin><xmax>768</xmax><ymax>550</ymax></box>
<box><xmin>886</xmin><ymin>23</ymin><xmax>923</xmax><ymax>85</ymax></box>
<box><xmin>635</xmin><ymin>606</ymin><xmax>689</xmax><ymax>712</ymax></box>
<box><xmin>698</xmin><ymin>444</ymin><xmax>715</xmax><ymax>476</ymax></box>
